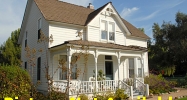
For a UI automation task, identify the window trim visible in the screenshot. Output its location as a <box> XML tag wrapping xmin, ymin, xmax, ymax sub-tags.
<box><xmin>38</xmin><ymin>18</ymin><xmax>42</xmax><ymax>40</ymax></box>
<box><xmin>100</xmin><ymin>18</ymin><xmax>116</xmax><ymax>43</ymax></box>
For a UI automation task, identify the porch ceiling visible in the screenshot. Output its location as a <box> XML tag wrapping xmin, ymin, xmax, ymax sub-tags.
<box><xmin>49</xmin><ymin>40</ymin><xmax>147</xmax><ymax>52</ymax></box>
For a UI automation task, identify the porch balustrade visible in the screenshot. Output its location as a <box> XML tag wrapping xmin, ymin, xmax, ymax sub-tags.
<box><xmin>52</xmin><ymin>78</ymin><xmax>148</xmax><ymax>98</ymax></box>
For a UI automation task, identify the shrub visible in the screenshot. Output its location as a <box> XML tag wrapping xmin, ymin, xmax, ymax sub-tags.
<box><xmin>144</xmin><ymin>74</ymin><xmax>176</xmax><ymax>94</ymax></box>
<box><xmin>79</xmin><ymin>94</ymin><xmax>88</xmax><ymax>100</ymax></box>
<box><xmin>47</xmin><ymin>91</ymin><xmax>67</xmax><ymax>100</ymax></box>
<box><xmin>114</xmin><ymin>89</ymin><xmax>128</xmax><ymax>99</ymax></box>
<box><xmin>0</xmin><ymin>65</ymin><xmax>31</xmax><ymax>99</ymax></box>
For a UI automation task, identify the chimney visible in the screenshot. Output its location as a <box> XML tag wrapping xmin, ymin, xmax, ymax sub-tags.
<box><xmin>87</xmin><ymin>3</ymin><xmax>94</xmax><ymax>9</ymax></box>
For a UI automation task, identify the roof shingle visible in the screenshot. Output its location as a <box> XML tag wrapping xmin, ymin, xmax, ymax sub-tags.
<box><xmin>34</xmin><ymin>0</ymin><xmax>149</xmax><ymax>39</ymax></box>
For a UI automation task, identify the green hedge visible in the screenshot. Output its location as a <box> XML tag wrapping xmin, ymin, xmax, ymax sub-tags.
<box><xmin>0</xmin><ymin>65</ymin><xmax>31</xmax><ymax>99</ymax></box>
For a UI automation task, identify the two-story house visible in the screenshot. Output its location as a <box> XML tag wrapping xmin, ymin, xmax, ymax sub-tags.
<box><xmin>18</xmin><ymin>0</ymin><xmax>150</xmax><ymax>99</ymax></box>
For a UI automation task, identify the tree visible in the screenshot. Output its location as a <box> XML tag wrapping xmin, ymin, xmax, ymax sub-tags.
<box><xmin>149</xmin><ymin>12</ymin><xmax>187</xmax><ymax>76</ymax></box>
<box><xmin>0</xmin><ymin>29</ymin><xmax>21</xmax><ymax>66</ymax></box>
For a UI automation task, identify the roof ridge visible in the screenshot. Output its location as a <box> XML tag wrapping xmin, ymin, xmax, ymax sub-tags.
<box><xmin>56</xmin><ymin>0</ymin><xmax>94</xmax><ymax>10</ymax></box>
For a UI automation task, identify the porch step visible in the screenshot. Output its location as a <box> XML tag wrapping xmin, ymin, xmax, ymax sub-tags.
<box><xmin>133</xmin><ymin>90</ymin><xmax>143</xmax><ymax>98</ymax></box>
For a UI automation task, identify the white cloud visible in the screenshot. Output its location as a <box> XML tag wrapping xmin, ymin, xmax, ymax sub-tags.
<box><xmin>60</xmin><ymin>0</ymin><xmax>94</xmax><ymax>7</ymax></box>
<box><xmin>120</xmin><ymin>7</ymin><xmax>139</xmax><ymax>18</ymax></box>
<box><xmin>136</xmin><ymin>10</ymin><xmax>159</xmax><ymax>21</ymax></box>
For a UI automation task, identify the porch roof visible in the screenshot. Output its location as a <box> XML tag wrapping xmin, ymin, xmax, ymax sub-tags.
<box><xmin>49</xmin><ymin>40</ymin><xmax>148</xmax><ymax>52</ymax></box>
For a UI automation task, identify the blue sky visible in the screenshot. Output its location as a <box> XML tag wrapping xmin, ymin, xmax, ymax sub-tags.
<box><xmin>0</xmin><ymin>0</ymin><xmax>187</xmax><ymax>45</ymax></box>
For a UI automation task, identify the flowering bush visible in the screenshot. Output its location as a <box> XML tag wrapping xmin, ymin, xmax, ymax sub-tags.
<box><xmin>0</xmin><ymin>65</ymin><xmax>31</xmax><ymax>99</ymax></box>
<box><xmin>144</xmin><ymin>74</ymin><xmax>176</xmax><ymax>94</ymax></box>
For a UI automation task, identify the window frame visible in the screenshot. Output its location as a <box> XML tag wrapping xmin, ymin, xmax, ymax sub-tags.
<box><xmin>100</xmin><ymin>19</ymin><xmax>116</xmax><ymax>42</ymax></box>
<box><xmin>38</xmin><ymin>18</ymin><xmax>42</xmax><ymax>40</ymax></box>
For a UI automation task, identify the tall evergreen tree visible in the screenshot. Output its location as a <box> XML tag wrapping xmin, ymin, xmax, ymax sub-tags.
<box><xmin>149</xmin><ymin>12</ymin><xmax>187</xmax><ymax>76</ymax></box>
<box><xmin>0</xmin><ymin>28</ymin><xmax>21</xmax><ymax>66</ymax></box>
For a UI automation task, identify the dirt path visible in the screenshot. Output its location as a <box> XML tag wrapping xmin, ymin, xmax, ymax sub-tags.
<box><xmin>134</xmin><ymin>88</ymin><xmax>187</xmax><ymax>100</ymax></box>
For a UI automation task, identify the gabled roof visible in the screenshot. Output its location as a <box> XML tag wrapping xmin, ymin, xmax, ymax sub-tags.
<box><xmin>50</xmin><ymin>40</ymin><xmax>148</xmax><ymax>52</ymax></box>
<box><xmin>34</xmin><ymin>0</ymin><xmax>149</xmax><ymax>39</ymax></box>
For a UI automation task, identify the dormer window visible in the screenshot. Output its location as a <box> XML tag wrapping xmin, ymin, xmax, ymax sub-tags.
<box><xmin>100</xmin><ymin>20</ymin><xmax>115</xmax><ymax>42</ymax></box>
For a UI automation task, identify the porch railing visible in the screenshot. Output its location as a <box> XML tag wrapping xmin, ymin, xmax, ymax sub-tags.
<box><xmin>53</xmin><ymin>80</ymin><xmax>120</xmax><ymax>95</ymax></box>
<box><xmin>134</xmin><ymin>78</ymin><xmax>149</xmax><ymax>96</ymax></box>
<box><xmin>119</xmin><ymin>80</ymin><xmax>133</xmax><ymax>98</ymax></box>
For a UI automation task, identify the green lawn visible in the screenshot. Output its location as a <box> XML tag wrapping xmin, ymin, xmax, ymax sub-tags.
<box><xmin>177</xmin><ymin>97</ymin><xmax>187</xmax><ymax>100</ymax></box>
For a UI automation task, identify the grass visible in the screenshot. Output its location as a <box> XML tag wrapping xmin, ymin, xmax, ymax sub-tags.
<box><xmin>177</xmin><ymin>97</ymin><xmax>187</xmax><ymax>100</ymax></box>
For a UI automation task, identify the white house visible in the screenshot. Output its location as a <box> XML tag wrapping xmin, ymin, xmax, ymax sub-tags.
<box><xmin>18</xmin><ymin>0</ymin><xmax>150</xmax><ymax>99</ymax></box>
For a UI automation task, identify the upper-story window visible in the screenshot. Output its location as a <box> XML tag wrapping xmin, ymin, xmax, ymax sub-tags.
<box><xmin>38</xmin><ymin>18</ymin><xmax>42</xmax><ymax>40</ymax></box>
<box><xmin>101</xmin><ymin>20</ymin><xmax>107</xmax><ymax>40</ymax></box>
<box><xmin>109</xmin><ymin>22</ymin><xmax>115</xmax><ymax>40</ymax></box>
<box><xmin>100</xmin><ymin>20</ymin><xmax>115</xmax><ymax>41</ymax></box>
<box><xmin>25</xmin><ymin>31</ymin><xmax>27</xmax><ymax>47</ymax></box>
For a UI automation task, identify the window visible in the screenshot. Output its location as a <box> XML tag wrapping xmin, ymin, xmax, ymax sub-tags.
<box><xmin>100</xmin><ymin>20</ymin><xmax>115</xmax><ymax>41</ymax></box>
<box><xmin>59</xmin><ymin>55</ymin><xmax>78</xmax><ymax>80</ymax></box>
<box><xmin>25</xmin><ymin>31</ymin><xmax>27</xmax><ymax>47</ymax></box>
<box><xmin>38</xmin><ymin>18</ymin><xmax>41</xmax><ymax>40</ymax></box>
<box><xmin>129</xmin><ymin>58</ymin><xmax>134</xmax><ymax>78</ymax></box>
<box><xmin>25</xmin><ymin>62</ymin><xmax>27</xmax><ymax>69</ymax></box>
<box><xmin>105</xmin><ymin>55</ymin><xmax>112</xmax><ymax>60</ymax></box>
<box><xmin>101</xmin><ymin>20</ymin><xmax>107</xmax><ymax>39</ymax></box>
<box><xmin>59</xmin><ymin>55</ymin><xmax>67</xmax><ymax>80</ymax></box>
<box><xmin>109</xmin><ymin>22</ymin><xmax>115</xmax><ymax>40</ymax></box>
<box><xmin>71</xmin><ymin>64</ymin><xmax>77</xmax><ymax>79</ymax></box>
<box><xmin>37</xmin><ymin>57</ymin><xmax>41</xmax><ymax>80</ymax></box>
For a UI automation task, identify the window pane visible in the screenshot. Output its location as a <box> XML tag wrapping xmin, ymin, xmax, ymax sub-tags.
<box><xmin>138</xmin><ymin>68</ymin><xmax>142</xmax><ymax>77</ymax></box>
<box><xmin>101</xmin><ymin>30</ymin><xmax>107</xmax><ymax>39</ymax></box>
<box><xmin>108</xmin><ymin>22</ymin><xmax>114</xmax><ymax>32</ymax></box>
<box><xmin>129</xmin><ymin>69</ymin><xmax>134</xmax><ymax>78</ymax></box>
<box><xmin>38</xmin><ymin>18</ymin><xmax>41</xmax><ymax>29</ymax></box>
<box><xmin>105</xmin><ymin>55</ymin><xmax>112</xmax><ymax>60</ymax></box>
<box><xmin>129</xmin><ymin>58</ymin><xmax>134</xmax><ymax>69</ymax></box>
<box><xmin>25</xmin><ymin>62</ymin><xmax>27</xmax><ymax>69</ymax></box>
<box><xmin>71</xmin><ymin>64</ymin><xmax>77</xmax><ymax>79</ymax></box>
<box><xmin>101</xmin><ymin>21</ymin><xmax>106</xmax><ymax>30</ymax></box>
<box><xmin>37</xmin><ymin>57</ymin><xmax>41</xmax><ymax>80</ymax></box>
<box><xmin>59</xmin><ymin>69</ymin><xmax>67</xmax><ymax>80</ymax></box>
<box><xmin>109</xmin><ymin>32</ymin><xmax>114</xmax><ymax>40</ymax></box>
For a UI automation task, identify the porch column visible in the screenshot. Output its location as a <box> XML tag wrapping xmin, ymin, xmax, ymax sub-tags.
<box><xmin>95</xmin><ymin>57</ymin><xmax>98</xmax><ymax>92</ymax></box>
<box><xmin>117</xmin><ymin>58</ymin><xmax>120</xmax><ymax>81</ymax></box>
<box><xmin>94</xmin><ymin>49</ymin><xmax>98</xmax><ymax>92</ymax></box>
<box><xmin>67</xmin><ymin>47</ymin><xmax>72</xmax><ymax>96</ymax></box>
<box><xmin>117</xmin><ymin>51</ymin><xmax>121</xmax><ymax>88</ymax></box>
<box><xmin>141</xmin><ymin>54</ymin><xmax>144</xmax><ymax>78</ymax></box>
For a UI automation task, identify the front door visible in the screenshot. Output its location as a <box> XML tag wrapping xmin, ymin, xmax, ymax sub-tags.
<box><xmin>105</xmin><ymin>61</ymin><xmax>113</xmax><ymax>80</ymax></box>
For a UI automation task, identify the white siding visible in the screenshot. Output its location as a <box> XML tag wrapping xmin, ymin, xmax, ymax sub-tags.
<box><xmin>20</xmin><ymin>1</ymin><xmax>49</xmax><ymax>91</ymax></box>
<box><xmin>126</xmin><ymin>37</ymin><xmax>147</xmax><ymax>47</ymax></box>
<box><xmin>49</xmin><ymin>23</ymin><xmax>85</xmax><ymax>47</ymax></box>
<box><xmin>87</xmin><ymin>26</ymin><xmax>100</xmax><ymax>42</ymax></box>
<box><xmin>88</xmin><ymin>11</ymin><xmax>126</xmax><ymax>45</ymax></box>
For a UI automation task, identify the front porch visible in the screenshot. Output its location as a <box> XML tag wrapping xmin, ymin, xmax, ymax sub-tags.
<box><xmin>49</xmin><ymin>40</ymin><xmax>149</xmax><ymax>98</ymax></box>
